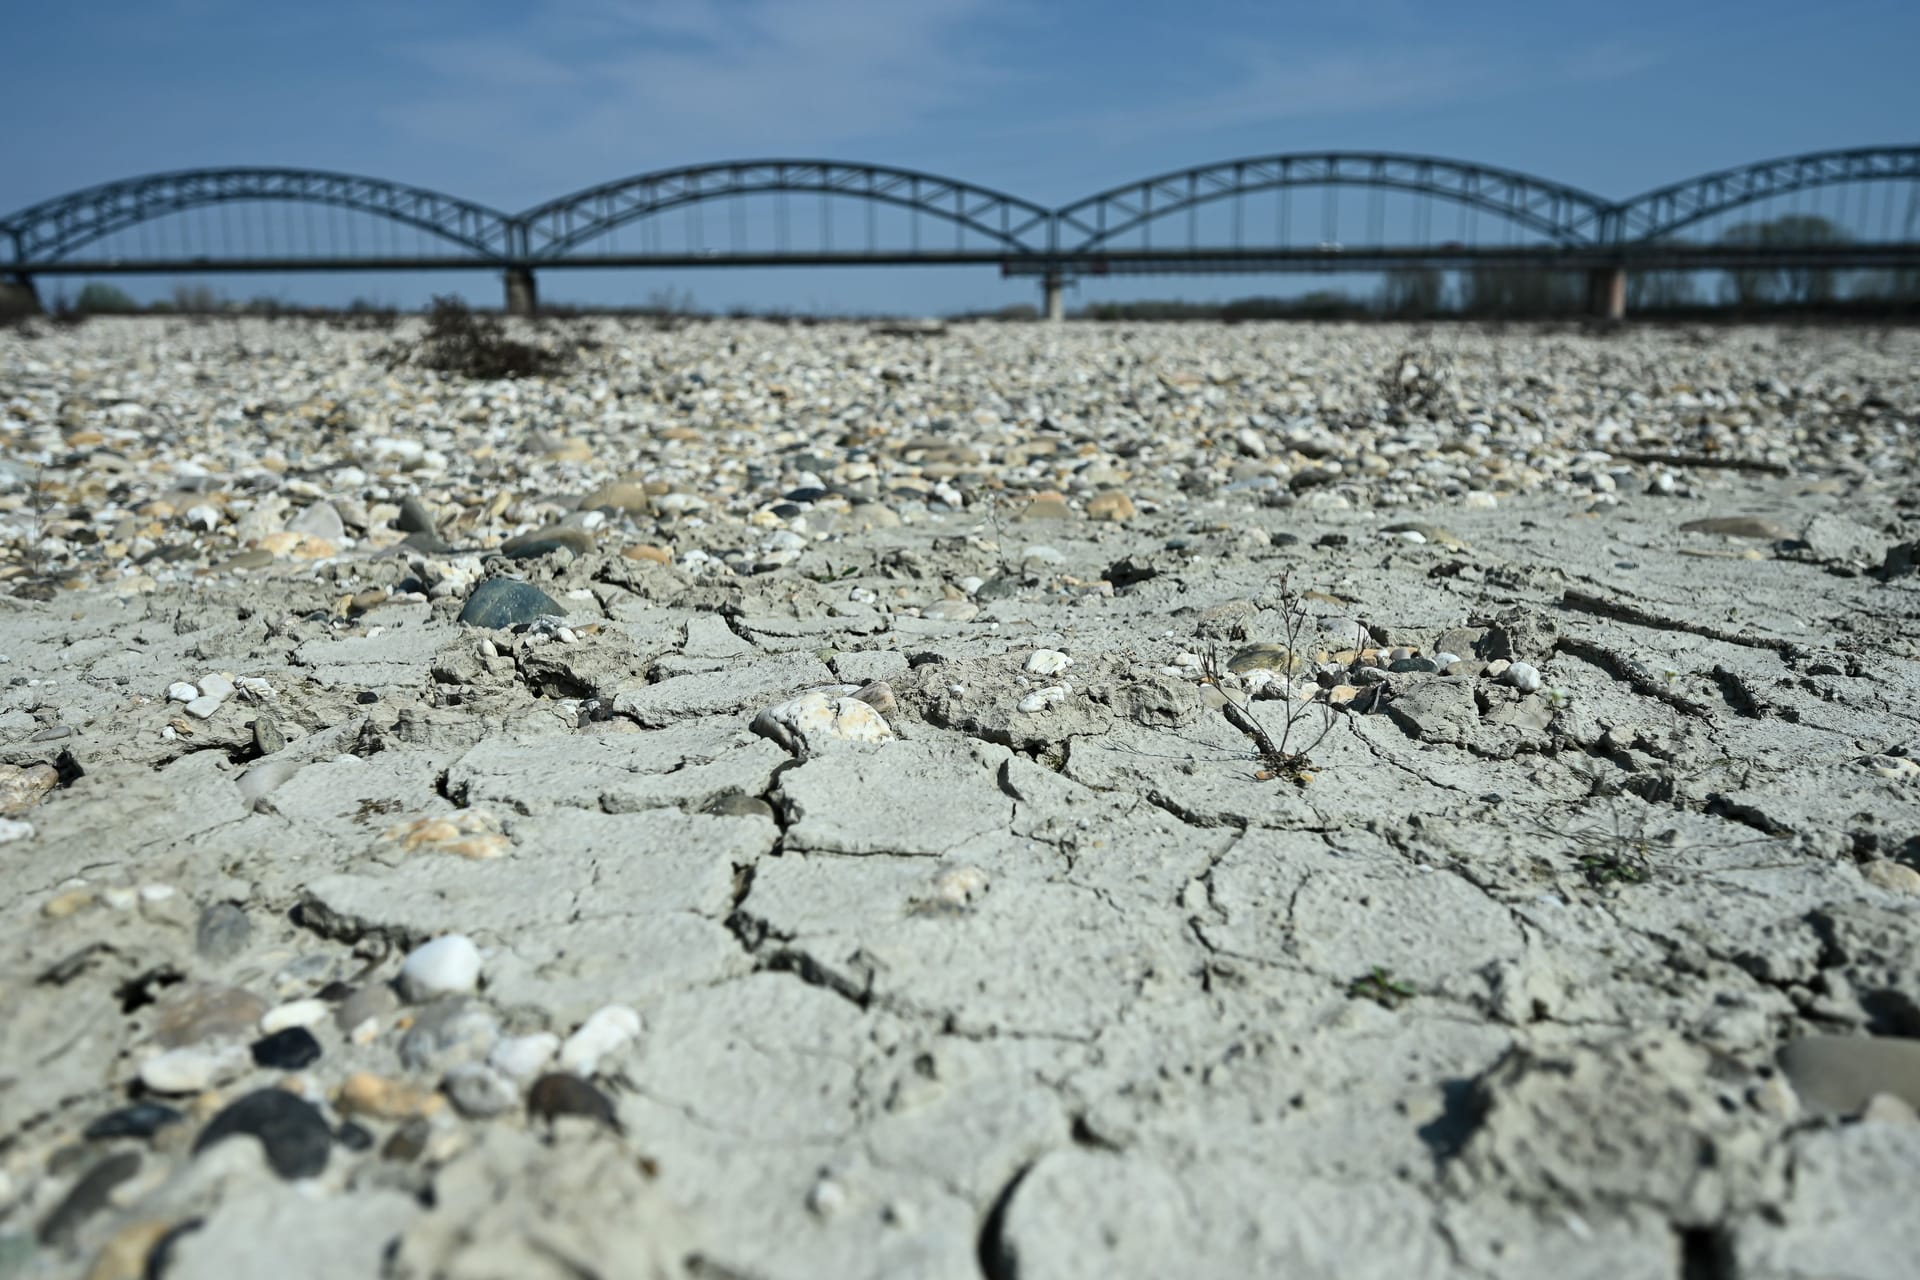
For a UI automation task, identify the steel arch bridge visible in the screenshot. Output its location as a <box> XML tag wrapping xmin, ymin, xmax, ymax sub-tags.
<box><xmin>5</xmin><ymin>146</ymin><xmax>1919</xmax><ymax>318</ymax></box>
<box><xmin>3</xmin><ymin>167</ymin><xmax>516</xmax><ymax>264</ymax></box>
<box><xmin>518</xmin><ymin>159</ymin><xmax>1055</xmax><ymax>260</ymax></box>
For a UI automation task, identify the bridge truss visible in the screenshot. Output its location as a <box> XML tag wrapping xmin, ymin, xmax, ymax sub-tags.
<box><xmin>4</xmin><ymin>147</ymin><xmax>1917</xmax><ymax>317</ymax></box>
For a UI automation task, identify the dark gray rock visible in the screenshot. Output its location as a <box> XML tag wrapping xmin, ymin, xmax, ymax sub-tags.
<box><xmin>193</xmin><ymin>1089</ymin><xmax>332</xmax><ymax>1180</ymax></box>
<box><xmin>84</xmin><ymin>1101</ymin><xmax>184</xmax><ymax>1142</ymax></box>
<box><xmin>37</xmin><ymin>1152</ymin><xmax>141</xmax><ymax>1245</ymax></box>
<box><xmin>527</xmin><ymin>1072</ymin><xmax>621</xmax><ymax>1131</ymax></box>
<box><xmin>457</xmin><ymin>579</ymin><xmax>566</xmax><ymax>629</ymax></box>
<box><xmin>251</xmin><ymin>1027</ymin><xmax>322</xmax><ymax>1070</ymax></box>
<box><xmin>396</xmin><ymin>495</ymin><xmax>438</xmax><ymax>535</ymax></box>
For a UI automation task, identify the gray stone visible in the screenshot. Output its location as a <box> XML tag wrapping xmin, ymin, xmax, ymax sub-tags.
<box><xmin>1778</xmin><ymin>1034</ymin><xmax>1920</xmax><ymax>1116</ymax></box>
<box><xmin>458</xmin><ymin>579</ymin><xmax>567</xmax><ymax>629</ymax></box>
<box><xmin>195</xmin><ymin>901</ymin><xmax>252</xmax><ymax>964</ymax></box>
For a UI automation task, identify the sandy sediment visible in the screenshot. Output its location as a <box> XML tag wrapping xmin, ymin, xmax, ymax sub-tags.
<box><xmin>1</xmin><ymin>316</ymin><xmax>1918</xmax><ymax>1278</ymax></box>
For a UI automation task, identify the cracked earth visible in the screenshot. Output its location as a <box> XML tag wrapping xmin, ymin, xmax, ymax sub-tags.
<box><xmin>3</xmin><ymin>320</ymin><xmax>1920</xmax><ymax>1279</ymax></box>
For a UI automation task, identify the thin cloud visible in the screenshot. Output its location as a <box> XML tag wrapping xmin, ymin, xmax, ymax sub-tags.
<box><xmin>382</xmin><ymin>0</ymin><xmax>1011</xmax><ymax>192</ymax></box>
<box><xmin>1060</xmin><ymin>37</ymin><xmax>1660</xmax><ymax>148</ymax></box>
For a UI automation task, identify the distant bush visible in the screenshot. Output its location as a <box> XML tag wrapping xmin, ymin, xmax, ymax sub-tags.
<box><xmin>387</xmin><ymin>295</ymin><xmax>569</xmax><ymax>379</ymax></box>
<box><xmin>76</xmin><ymin>283</ymin><xmax>140</xmax><ymax>314</ymax></box>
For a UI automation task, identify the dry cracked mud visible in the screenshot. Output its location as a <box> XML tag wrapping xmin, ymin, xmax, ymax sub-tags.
<box><xmin>2</xmin><ymin>317</ymin><xmax>1919</xmax><ymax>1279</ymax></box>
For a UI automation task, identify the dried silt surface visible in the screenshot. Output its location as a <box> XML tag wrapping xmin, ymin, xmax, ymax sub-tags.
<box><xmin>2</xmin><ymin>315</ymin><xmax>1920</xmax><ymax>1278</ymax></box>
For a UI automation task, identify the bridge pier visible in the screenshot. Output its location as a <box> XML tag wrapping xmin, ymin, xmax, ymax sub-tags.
<box><xmin>504</xmin><ymin>267</ymin><xmax>538</xmax><ymax>316</ymax></box>
<box><xmin>1587</xmin><ymin>266</ymin><xmax>1627</xmax><ymax>321</ymax></box>
<box><xmin>1042</xmin><ymin>272</ymin><xmax>1066</xmax><ymax>323</ymax></box>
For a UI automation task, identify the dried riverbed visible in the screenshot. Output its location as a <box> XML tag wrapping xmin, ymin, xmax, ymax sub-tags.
<box><xmin>1</xmin><ymin>316</ymin><xmax>1918</xmax><ymax>1278</ymax></box>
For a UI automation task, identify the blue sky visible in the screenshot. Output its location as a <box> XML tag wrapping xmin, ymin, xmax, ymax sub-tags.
<box><xmin>6</xmin><ymin>0</ymin><xmax>1917</xmax><ymax>313</ymax></box>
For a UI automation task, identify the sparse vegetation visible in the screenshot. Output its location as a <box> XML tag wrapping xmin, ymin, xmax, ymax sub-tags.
<box><xmin>75</xmin><ymin>283</ymin><xmax>139</xmax><ymax>314</ymax></box>
<box><xmin>1349</xmin><ymin>967</ymin><xmax>1418</xmax><ymax>1007</ymax></box>
<box><xmin>1197</xmin><ymin>570</ymin><xmax>1337</xmax><ymax>784</ymax></box>
<box><xmin>384</xmin><ymin>295</ymin><xmax>569</xmax><ymax>379</ymax></box>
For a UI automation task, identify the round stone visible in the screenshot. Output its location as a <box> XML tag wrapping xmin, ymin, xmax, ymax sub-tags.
<box><xmin>558</xmin><ymin>1004</ymin><xmax>642</xmax><ymax>1076</ymax></box>
<box><xmin>444</xmin><ymin>1063</ymin><xmax>520</xmax><ymax>1117</ymax></box>
<box><xmin>250</xmin><ymin>1026</ymin><xmax>322</xmax><ymax>1071</ymax></box>
<box><xmin>193</xmin><ymin>1089</ymin><xmax>332</xmax><ymax>1180</ymax></box>
<box><xmin>457</xmin><ymin>579</ymin><xmax>566</xmax><ymax>629</ymax></box>
<box><xmin>397</xmin><ymin>935</ymin><xmax>483</xmax><ymax>1002</ymax></box>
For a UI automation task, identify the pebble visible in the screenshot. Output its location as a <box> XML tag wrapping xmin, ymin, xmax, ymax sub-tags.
<box><xmin>250</xmin><ymin>1027</ymin><xmax>322</xmax><ymax>1070</ymax></box>
<box><xmin>334</xmin><ymin>984</ymin><xmax>400</xmax><ymax>1041</ymax></box>
<box><xmin>527</xmin><ymin>1072</ymin><xmax>621</xmax><ymax>1131</ymax></box>
<box><xmin>398</xmin><ymin>999</ymin><xmax>501</xmax><ymax>1073</ymax></box>
<box><xmin>1777</xmin><ymin>1034</ymin><xmax>1920</xmax><ymax>1116</ymax></box>
<box><xmin>397</xmin><ymin>934</ymin><xmax>484</xmax><ymax>1002</ymax></box>
<box><xmin>193</xmin><ymin>1089</ymin><xmax>332</xmax><ymax>1179</ymax></box>
<box><xmin>1680</xmin><ymin>515</ymin><xmax>1789</xmax><ymax>540</ymax></box>
<box><xmin>84</xmin><ymin>1102</ymin><xmax>185</xmax><ymax>1142</ymax></box>
<box><xmin>259</xmin><ymin>998</ymin><xmax>331</xmax><ymax>1034</ymax></box>
<box><xmin>1018</xmin><ymin>685</ymin><xmax>1069</xmax><ymax>714</ymax></box>
<box><xmin>500</xmin><ymin>525</ymin><xmax>595</xmax><ymax>559</ymax></box>
<box><xmin>166</xmin><ymin>681</ymin><xmax>198</xmax><ymax>703</ymax></box>
<box><xmin>182</xmin><ymin>695</ymin><xmax>223</xmax><ymax>719</ymax></box>
<box><xmin>37</xmin><ymin>1151</ymin><xmax>142</xmax><ymax>1247</ymax></box>
<box><xmin>337</xmin><ymin>1071</ymin><xmax>445</xmax><ymax>1121</ymax></box>
<box><xmin>194</xmin><ymin>902</ymin><xmax>251</xmax><ymax>963</ymax></box>
<box><xmin>1502</xmin><ymin>661</ymin><xmax>1543</xmax><ymax>692</ymax></box>
<box><xmin>1024</xmin><ymin>649</ymin><xmax>1073</xmax><ymax>676</ymax></box>
<box><xmin>196</xmin><ymin>672</ymin><xmax>235</xmax><ymax>701</ymax></box>
<box><xmin>0</xmin><ymin>818</ymin><xmax>34</xmax><ymax>844</ymax></box>
<box><xmin>83</xmin><ymin>1217</ymin><xmax>177</xmax><ymax>1280</ymax></box>
<box><xmin>137</xmin><ymin>1043</ymin><xmax>251</xmax><ymax>1093</ymax></box>
<box><xmin>1862</xmin><ymin>859</ymin><xmax>1920</xmax><ymax>894</ymax></box>
<box><xmin>558</xmin><ymin>1004</ymin><xmax>643</xmax><ymax>1076</ymax></box>
<box><xmin>1086</xmin><ymin>491</ymin><xmax>1136</xmax><ymax>521</ymax></box>
<box><xmin>444</xmin><ymin>1063</ymin><xmax>520</xmax><ymax>1117</ymax></box>
<box><xmin>1226</xmin><ymin>643</ymin><xmax>1308</xmax><ymax>675</ymax></box>
<box><xmin>152</xmin><ymin>984</ymin><xmax>268</xmax><ymax>1048</ymax></box>
<box><xmin>383</xmin><ymin>809</ymin><xmax>511</xmax><ymax>860</ymax></box>
<box><xmin>488</xmin><ymin>1032</ymin><xmax>561</xmax><ymax>1081</ymax></box>
<box><xmin>0</xmin><ymin>763</ymin><xmax>58</xmax><ymax>816</ymax></box>
<box><xmin>457</xmin><ymin>579</ymin><xmax>565</xmax><ymax>629</ymax></box>
<box><xmin>751</xmin><ymin>689</ymin><xmax>893</xmax><ymax>753</ymax></box>
<box><xmin>1867</xmin><ymin>754</ymin><xmax>1920</xmax><ymax>780</ymax></box>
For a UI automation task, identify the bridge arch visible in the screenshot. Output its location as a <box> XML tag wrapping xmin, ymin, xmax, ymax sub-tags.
<box><xmin>1613</xmin><ymin>146</ymin><xmax>1920</xmax><ymax>242</ymax></box>
<box><xmin>517</xmin><ymin>160</ymin><xmax>1055</xmax><ymax>258</ymax></box>
<box><xmin>1</xmin><ymin>168</ymin><xmax>516</xmax><ymax>263</ymax></box>
<box><xmin>1054</xmin><ymin>152</ymin><xmax>1615</xmax><ymax>252</ymax></box>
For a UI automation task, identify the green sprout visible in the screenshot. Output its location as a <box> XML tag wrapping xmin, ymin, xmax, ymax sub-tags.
<box><xmin>1348</xmin><ymin>966</ymin><xmax>1418</xmax><ymax>1008</ymax></box>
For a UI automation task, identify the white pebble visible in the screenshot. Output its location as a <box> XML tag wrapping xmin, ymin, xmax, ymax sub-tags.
<box><xmin>808</xmin><ymin>1176</ymin><xmax>849</xmax><ymax>1217</ymax></box>
<box><xmin>1431</xmin><ymin>652</ymin><xmax>1462</xmax><ymax>669</ymax></box>
<box><xmin>556</xmin><ymin>627</ymin><xmax>577</xmax><ymax>644</ymax></box>
<box><xmin>752</xmin><ymin>689</ymin><xmax>893</xmax><ymax>754</ymax></box>
<box><xmin>197</xmin><ymin>673</ymin><xmax>236</xmax><ymax>702</ymax></box>
<box><xmin>0</xmin><ymin>818</ymin><xmax>34</xmax><ymax>844</ymax></box>
<box><xmin>1024</xmin><ymin>649</ymin><xmax>1073</xmax><ymax>676</ymax></box>
<box><xmin>100</xmin><ymin>887</ymin><xmax>138</xmax><ymax>910</ymax></box>
<box><xmin>489</xmin><ymin>1032</ymin><xmax>561</xmax><ymax>1081</ymax></box>
<box><xmin>167</xmin><ymin>681</ymin><xmax>200</xmax><ymax>703</ymax></box>
<box><xmin>138</xmin><ymin>1044</ymin><xmax>250</xmax><ymax>1094</ymax></box>
<box><xmin>1504</xmin><ymin>661</ymin><xmax>1543</xmax><ymax>693</ymax></box>
<box><xmin>260</xmin><ymin>998</ymin><xmax>332</xmax><ymax>1035</ymax></box>
<box><xmin>559</xmin><ymin>1004</ymin><xmax>643</xmax><ymax>1076</ymax></box>
<box><xmin>183</xmin><ymin>695</ymin><xmax>223</xmax><ymax>719</ymax></box>
<box><xmin>184</xmin><ymin>504</ymin><xmax>221</xmax><ymax>531</ymax></box>
<box><xmin>398</xmin><ymin>934</ymin><xmax>483</xmax><ymax>1002</ymax></box>
<box><xmin>1018</xmin><ymin>685</ymin><xmax>1069</xmax><ymax>714</ymax></box>
<box><xmin>444</xmin><ymin>1063</ymin><xmax>520</xmax><ymax>1117</ymax></box>
<box><xmin>958</xmin><ymin>575</ymin><xmax>984</xmax><ymax>596</ymax></box>
<box><xmin>138</xmin><ymin>884</ymin><xmax>175</xmax><ymax>903</ymax></box>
